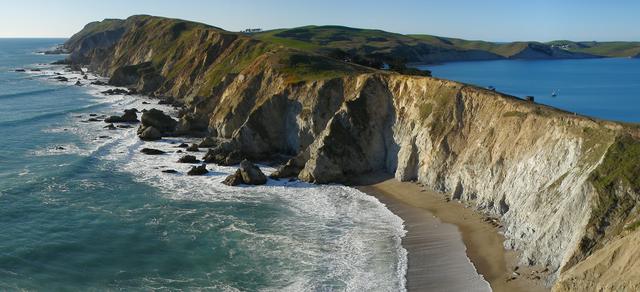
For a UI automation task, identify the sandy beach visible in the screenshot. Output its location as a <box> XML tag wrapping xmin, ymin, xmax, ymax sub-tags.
<box><xmin>357</xmin><ymin>178</ymin><xmax>549</xmax><ymax>292</ymax></box>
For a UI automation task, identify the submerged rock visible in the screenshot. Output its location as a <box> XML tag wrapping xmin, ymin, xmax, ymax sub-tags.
<box><xmin>162</xmin><ymin>169</ymin><xmax>178</xmax><ymax>174</ymax></box>
<box><xmin>140</xmin><ymin>148</ymin><xmax>165</xmax><ymax>155</ymax></box>
<box><xmin>104</xmin><ymin>123</ymin><xmax>117</xmax><ymax>130</ymax></box>
<box><xmin>187</xmin><ymin>164</ymin><xmax>208</xmax><ymax>175</ymax></box>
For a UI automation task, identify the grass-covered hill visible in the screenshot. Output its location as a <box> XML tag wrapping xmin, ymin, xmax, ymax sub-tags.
<box><xmin>254</xmin><ymin>25</ymin><xmax>503</xmax><ymax>71</ymax></box>
<box><xmin>253</xmin><ymin>25</ymin><xmax>640</xmax><ymax>64</ymax></box>
<box><xmin>412</xmin><ymin>35</ymin><xmax>640</xmax><ymax>58</ymax></box>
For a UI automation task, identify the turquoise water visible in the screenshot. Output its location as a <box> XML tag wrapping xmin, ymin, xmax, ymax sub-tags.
<box><xmin>417</xmin><ymin>58</ymin><xmax>640</xmax><ymax>123</ymax></box>
<box><xmin>0</xmin><ymin>39</ymin><xmax>407</xmax><ymax>291</ymax></box>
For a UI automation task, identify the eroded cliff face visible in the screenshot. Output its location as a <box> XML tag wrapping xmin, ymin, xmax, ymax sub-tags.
<box><xmin>64</xmin><ymin>15</ymin><xmax>640</xmax><ymax>288</ymax></box>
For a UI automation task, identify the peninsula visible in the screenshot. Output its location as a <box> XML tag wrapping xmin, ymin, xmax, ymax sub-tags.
<box><xmin>60</xmin><ymin>15</ymin><xmax>640</xmax><ymax>291</ymax></box>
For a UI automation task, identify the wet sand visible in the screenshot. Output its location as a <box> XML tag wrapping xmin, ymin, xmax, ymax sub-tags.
<box><xmin>357</xmin><ymin>178</ymin><xmax>549</xmax><ymax>292</ymax></box>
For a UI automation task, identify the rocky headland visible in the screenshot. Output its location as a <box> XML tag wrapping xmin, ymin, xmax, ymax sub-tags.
<box><xmin>60</xmin><ymin>15</ymin><xmax>640</xmax><ymax>290</ymax></box>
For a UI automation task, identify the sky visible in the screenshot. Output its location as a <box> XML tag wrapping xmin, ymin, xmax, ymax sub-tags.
<box><xmin>1</xmin><ymin>0</ymin><xmax>639</xmax><ymax>42</ymax></box>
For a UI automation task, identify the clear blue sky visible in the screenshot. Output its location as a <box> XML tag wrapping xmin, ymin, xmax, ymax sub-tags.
<box><xmin>1</xmin><ymin>0</ymin><xmax>639</xmax><ymax>41</ymax></box>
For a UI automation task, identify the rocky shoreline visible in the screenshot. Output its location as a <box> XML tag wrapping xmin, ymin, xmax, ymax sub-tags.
<box><xmin>53</xmin><ymin>15</ymin><xmax>640</xmax><ymax>290</ymax></box>
<box><xmin>36</xmin><ymin>62</ymin><xmax>278</xmax><ymax>189</ymax></box>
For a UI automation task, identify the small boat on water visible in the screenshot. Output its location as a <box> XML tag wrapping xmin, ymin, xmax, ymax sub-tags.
<box><xmin>551</xmin><ymin>89</ymin><xmax>559</xmax><ymax>97</ymax></box>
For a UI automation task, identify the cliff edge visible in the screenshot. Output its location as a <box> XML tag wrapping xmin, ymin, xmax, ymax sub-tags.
<box><xmin>62</xmin><ymin>15</ymin><xmax>640</xmax><ymax>290</ymax></box>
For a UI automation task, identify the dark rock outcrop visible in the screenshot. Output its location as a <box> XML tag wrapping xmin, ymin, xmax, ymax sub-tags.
<box><xmin>202</xmin><ymin>144</ymin><xmax>244</xmax><ymax>166</ymax></box>
<box><xmin>138</xmin><ymin>126</ymin><xmax>162</xmax><ymax>141</ymax></box>
<box><xmin>137</xmin><ymin>109</ymin><xmax>177</xmax><ymax>140</ymax></box>
<box><xmin>186</xmin><ymin>144</ymin><xmax>199</xmax><ymax>152</ymax></box>
<box><xmin>270</xmin><ymin>152</ymin><xmax>308</xmax><ymax>179</ymax></box>
<box><xmin>223</xmin><ymin>160</ymin><xmax>267</xmax><ymax>186</ymax></box>
<box><xmin>187</xmin><ymin>164</ymin><xmax>208</xmax><ymax>175</ymax></box>
<box><xmin>177</xmin><ymin>155</ymin><xmax>199</xmax><ymax>163</ymax></box>
<box><xmin>101</xmin><ymin>88</ymin><xmax>130</xmax><ymax>95</ymax></box>
<box><xmin>140</xmin><ymin>109</ymin><xmax>177</xmax><ymax>133</ymax></box>
<box><xmin>140</xmin><ymin>148</ymin><xmax>165</xmax><ymax>155</ymax></box>
<box><xmin>105</xmin><ymin>108</ymin><xmax>139</xmax><ymax>123</ymax></box>
<box><xmin>222</xmin><ymin>170</ymin><xmax>244</xmax><ymax>186</ymax></box>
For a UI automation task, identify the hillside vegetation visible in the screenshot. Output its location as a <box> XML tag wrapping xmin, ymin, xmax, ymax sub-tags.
<box><xmin>62</xmin><ymin>15</ymin><xmax>640</xmax><ymax>290</ymax></box>
<box><xmin>252</xmin><ymin>25</ymin><xmax>640</xmax><ymax>63</ymax></box>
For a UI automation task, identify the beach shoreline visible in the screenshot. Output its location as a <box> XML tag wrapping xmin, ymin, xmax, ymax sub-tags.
<box><xmin>356</xmin><ymin>177</ymin><xmax>549</xmax><ymax>292</ymax></box>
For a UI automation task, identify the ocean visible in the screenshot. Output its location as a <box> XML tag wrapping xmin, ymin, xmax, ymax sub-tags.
<box><xmin>416</xmin><ymin>58</ymin><xmax>640</xmax><ymax>123</ymax></box>
<box><xmin>0</xmin><ymin>39</ymin><xmax>407</xmax><ymax>291</ymax></box>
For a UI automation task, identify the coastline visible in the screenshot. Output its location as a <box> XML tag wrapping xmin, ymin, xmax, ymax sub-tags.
<box><xmin>356</xmin><ymin>177</ymin><xmax>549</xmax><ymax>292</ymax></box>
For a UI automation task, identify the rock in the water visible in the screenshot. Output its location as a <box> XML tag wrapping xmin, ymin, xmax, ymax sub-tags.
<box><xmin>104</xmin><ymin>123</ymin><xmax>117</xmax><ymax>130</ymax></box>
<box><xmin>187</xmin><ymin>164</ymin><xmax>208</xmax><ymax>175</ymax></box>
<box><xmin>90</xmin><ymin>80</ymin><xmax>107</xmax><ymax>86</ymax></box>
<box><xmin>101</xmin><ymin>88</ymin><xmax>130</xmax><ymax>95</ymax></box>
<box><xmin>222</xmin><ymin>160</ymin><xmax>267</xmax><ymax>186</ymax></box>
<box><xmin>177</xmin><ymin>143</ymin><xmax>189</xmax><ymax>148</ymax></box>
<box><xmin>140</xmin><ymin>148</ymin><xmax>165</xmax><ymax>155</ymax></box>
<box><xmin>186</xmin><ymin>143</ymin><xmax>199</xmax><ymax>152</ymax></box>
<box><xmin>75</xmin><ymin>81</ymin><xmax>82</xmax><ymax>86</ymax></box>
<box><xmin>239</xmin><ymin>159</ymin><xmax>267</xmax><ymax>185</ymax></box>
<box><xmin>178</xmin><ymin>155</ymin><xmax>199</xmax><ymax>163</ymax></box>
<box><xmin>140</xmin><ymin>108</ymin><xmax>177</xmax><ymax>134</ymax></box>
<box><xmin>202</xmin><ymin>144</ymin><xmax>243</xmax><ymax>166</ymax></box>
<box><xmin>142</xmin><ymin>101</ymin><xmax>150</xmax><ymax>104</ymax></box>
<box><xmin>104</xmin><ymin>109</ymin><xmax>139</xmax><ymax>123</ymax></box>
<box><xmin>138</xmin><ymin>126</ymin><xmax>162</xmax><ymax>141</ymax></box>
<box><xmin>222</xmin><ymin>170</ymin><xmax>243</xmax><ymax>186</ymax></box>
<box><xmin>14</xmin><ymin>69</ymin><xmax>26</xmax><ymax>72</ymax></box>
<box><xmin>270</xmin><ymin>153</ymin><xmax>307</xmax><ymax>179</ymax></box>
<box><xmin>162</xmin><ymin>169</ymin><xmax>178</xmax><ymax>174</ymax></box>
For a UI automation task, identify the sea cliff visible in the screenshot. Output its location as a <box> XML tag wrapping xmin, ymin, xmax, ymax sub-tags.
<box><xmin>62</xmin><ymin>15</ymin><xmax>640</xmax><ymax>290</ymax></box>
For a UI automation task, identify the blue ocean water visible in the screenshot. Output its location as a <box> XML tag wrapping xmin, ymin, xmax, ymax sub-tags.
<box><xmin>0</xmin><ymin>39</ymin><xmax>407</xmax><ymax>291</ymax></box>
<box><xmin>417</xmin><ymin>58</ymin><xmax>640</xmax><ymax>123</ymax></box>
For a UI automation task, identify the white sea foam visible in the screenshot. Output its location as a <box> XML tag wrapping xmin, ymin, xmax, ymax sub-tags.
<box><xmin>32</xmin><ymin>65</ymin><xmax>409</xmax><ymax>291</ymax></box>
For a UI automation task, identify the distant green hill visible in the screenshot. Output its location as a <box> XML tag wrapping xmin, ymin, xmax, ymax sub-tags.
<box><xmin>253</xmin><ymin>25</ymin><xmax>640</xmax><ymax>67</ymax></box>
<box><xmin>254</xmin><ymin>26</ymin><xmax>503</xmax><ymax>74</ymax></box>
<box><xmin>412</xmin><ymin>35</ymin><xmax>640</xmax><ymax>58</ymax></box>
<box><xmin>546</xmin><ymin>40</ymin><xmax>640</xmax><ymax>57</ymax></box>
